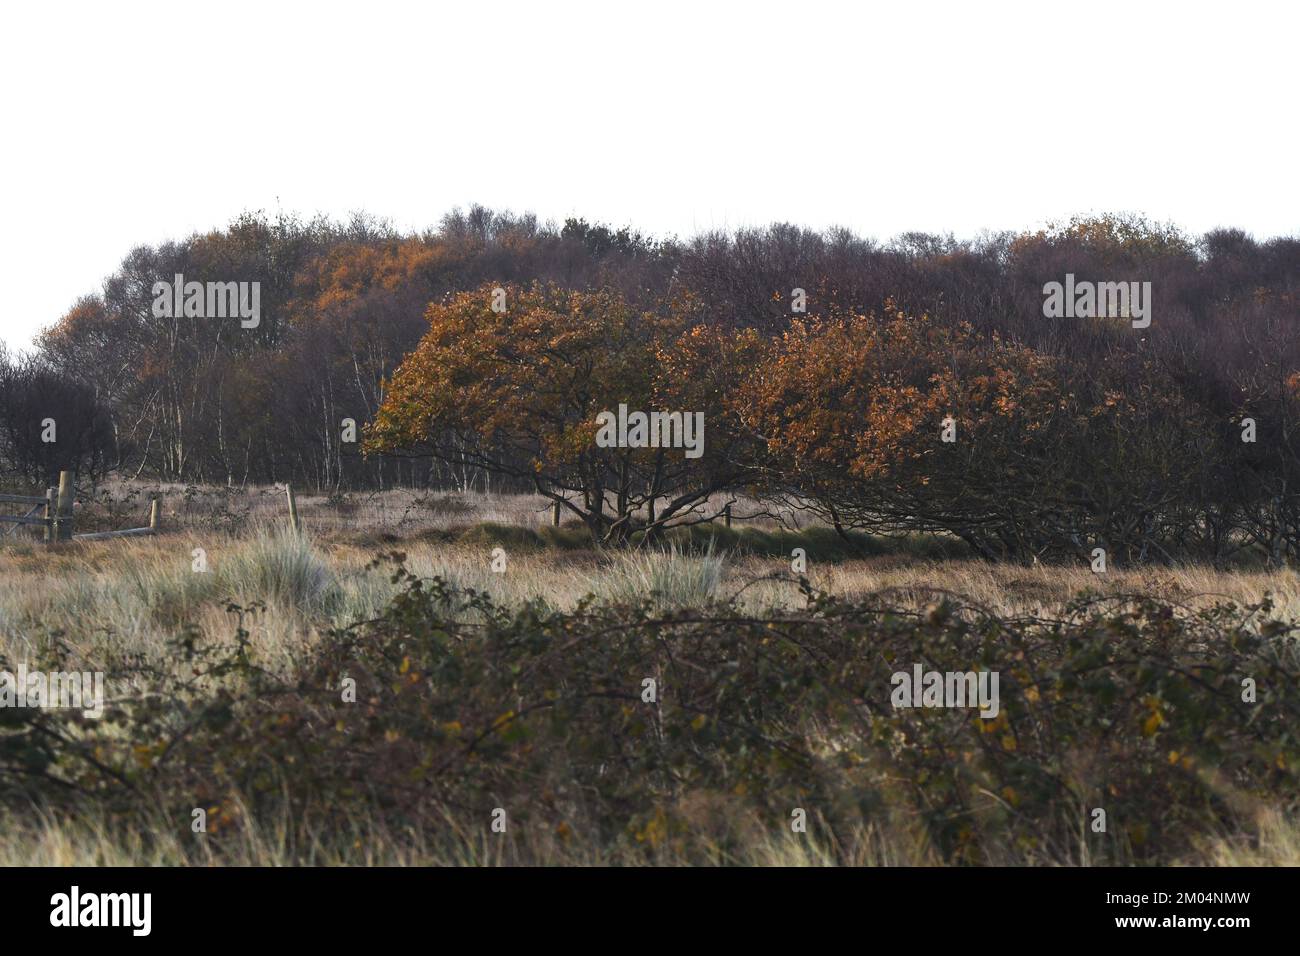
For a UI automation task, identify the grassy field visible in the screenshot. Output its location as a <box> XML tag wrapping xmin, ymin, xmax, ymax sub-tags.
<box><xmin>2</xmin><ymin>485</ymin><xmax>1298</xmax><ymax>865</ymax></box>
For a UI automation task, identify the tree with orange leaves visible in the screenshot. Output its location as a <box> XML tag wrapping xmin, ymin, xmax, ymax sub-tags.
<box><xmin>739</xmin><ymin>305</ymin><xmax>1080</xmax><ymax>559</ymax></box>
<box><xmin>365</xmin><ymin>282</ymin><xmax>761</xmax><ymax>542</ymax></box>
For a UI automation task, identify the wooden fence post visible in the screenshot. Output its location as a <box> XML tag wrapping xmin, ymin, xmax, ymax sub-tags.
<box><xmin>724</xmin><ymin>504</ymin><xmax>732</xmax><ymax>529</ymax></box>
<box><xmin>149</xmin><ymin>496</ymin><xmax>161</xmax><ymax>533</ymax></box>
<box><xmin>552</xmin><ymin>499</ymin><xmax>561</xmax><ymax>527</ymax></box>
<box><xmin>286</xmin><ymin>483</ymin><xmax>301</xmax><ymax>532</ymax></box>
<box><xmin>44</xmin><ymin>488</ymin><xmax>54</xmax><ymax>543</ymax></box>
<box><xmin>55</xmin><ymin>471</ymin><xmax>74</xmax><ymax>541</ymax></box>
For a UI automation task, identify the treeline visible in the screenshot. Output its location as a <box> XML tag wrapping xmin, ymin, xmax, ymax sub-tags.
<box><xmin>9</xmin><ymin>208</ymin><xmax>1300</xmax><ymax>562</ymax></box>
<box><xmin>16</xmin><ymin>208</ymin><xmax>673</xmax><ymax>489</ymax></box>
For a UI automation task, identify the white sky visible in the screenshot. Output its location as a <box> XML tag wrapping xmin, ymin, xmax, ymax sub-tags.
<box><xmin>1</xmin><ymin>0</ymin><xmax>1295</xmax><ymax>350</ymax></box>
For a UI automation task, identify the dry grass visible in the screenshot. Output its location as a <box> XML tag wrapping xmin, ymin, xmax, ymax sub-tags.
<box><xmin>37</xmin><ymin>479</ymin><xmax>794</xmax><ymax>539</ymax></box>
<box><xmin>4</xmin><ymin>507</ymin><xmax>1300</xmax><ymax>673</ymax></box>
<box><xmin>1</xmin><ymin>804</ymin><xmax>1294</xmax><ymax>867</ymax></box>
<box><xmin>2</xmin><ymin>486</ymin><xmax>1298</xmax><ymax>866</ymax></box>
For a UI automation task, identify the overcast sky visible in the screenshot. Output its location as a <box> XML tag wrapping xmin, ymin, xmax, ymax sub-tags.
<box><xmin>1</xmin><ymin>0</ymin><xmax>1295</xmax><ymax>350</ymax></box>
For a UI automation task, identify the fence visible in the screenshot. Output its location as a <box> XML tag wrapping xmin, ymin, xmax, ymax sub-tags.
<box><xmin>0</xmin><ymin>471</ymin><xmax>159</xmax><ymax>543</ymax></box>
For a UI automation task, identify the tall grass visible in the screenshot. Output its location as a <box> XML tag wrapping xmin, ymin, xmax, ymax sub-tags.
<box><xmin>217</xmin><ymin>524</ymin><xmax>340</xmax><ymax>614</ymax></box>
<box><xmin>3</xmin><ymin>491</ymin><xmax>1300</xmax><ymax>866</ymax></box>
<box><xmin>7</xmin><ymin>525</ymin><xmax>1300</xmax><ymax>669</ymax></box>
<box><xmin>587</xmin><ymin>542</ymin><xmax>726</xmax><ymax>609</ymax></box>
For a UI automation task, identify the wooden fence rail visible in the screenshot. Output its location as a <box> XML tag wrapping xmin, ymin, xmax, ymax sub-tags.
<box><xmin>0</xmin><ymin>472</ymin><xmax>160</xmax><ymax>543</ymax></box>
<box><xmin>0</xmin><ymin>489</ymin><xmax>52</xmax><ymax>540</ymax></box>
<box><xmin>3</xmin><ymin>514</ymin><xmax>50</xmax><ymax>526</ymax></box>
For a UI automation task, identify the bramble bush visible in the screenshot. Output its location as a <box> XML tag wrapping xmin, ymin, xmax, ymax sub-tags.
<box><xmin>2</xmin><ymin>557</ymin><xmax>1297</xmax><ymax>864</ymax></box>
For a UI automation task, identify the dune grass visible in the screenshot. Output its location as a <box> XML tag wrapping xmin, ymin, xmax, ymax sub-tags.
<box><xmin>6</xmin><ymin>516</ymin><xmax>1300</xmax><ymax>669</ymax></box>
<box><xmin>3</xmin><ymin>489</ymin><xmax>1299</xmax><ymax>866</ymax></box>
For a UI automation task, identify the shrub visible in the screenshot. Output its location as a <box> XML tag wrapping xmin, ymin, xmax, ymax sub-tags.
<box><xmin>456</xmin><ymin>522</ymin><xmax>545</xmax><ymax>551</ymax></box>
<box><xmin>2</xmin><ymin>559</ymin><xmax>1297</xmax><ymax>865</ymax></box>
